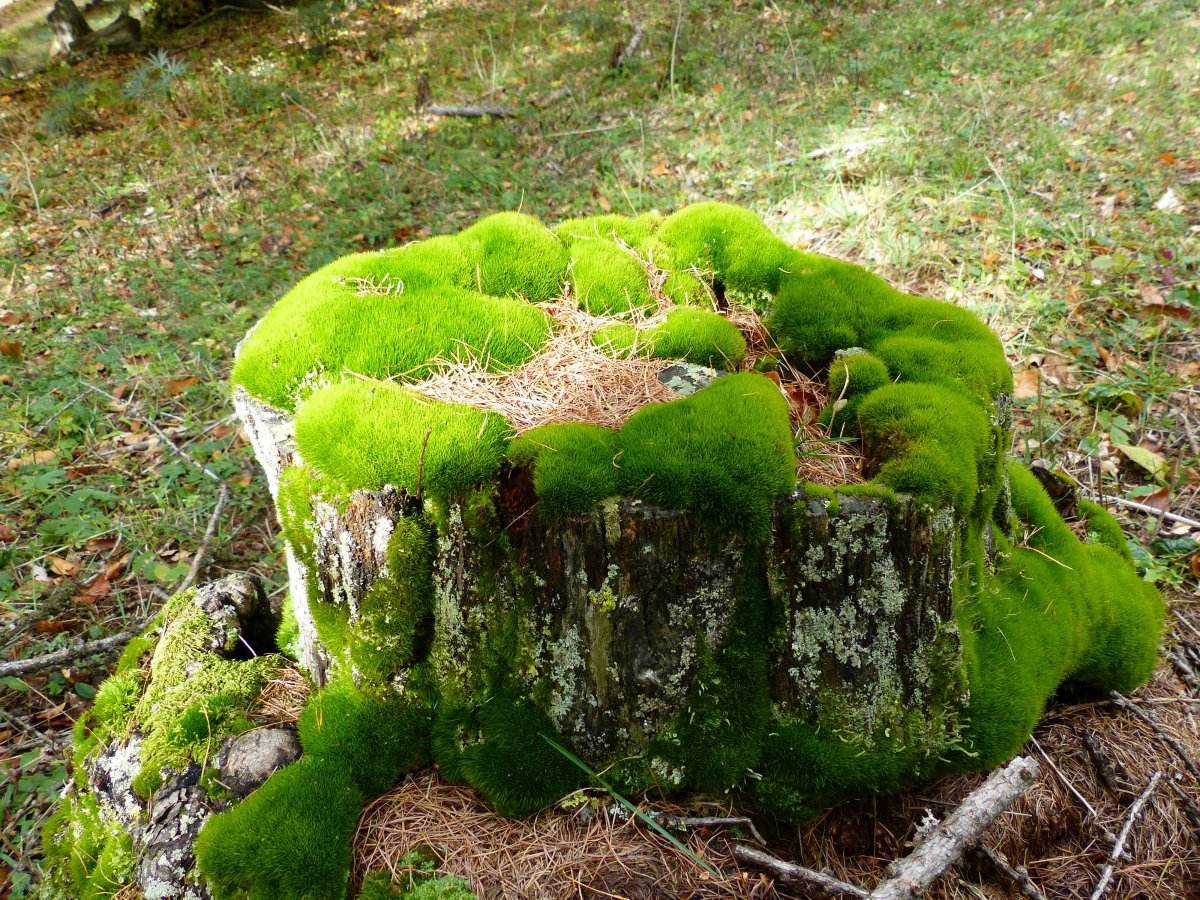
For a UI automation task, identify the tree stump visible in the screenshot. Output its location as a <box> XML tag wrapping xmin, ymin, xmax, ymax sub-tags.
<box><xmin>227</xmin><ymin>202</ymin><xmax>1161</xmax><ymax>821</ymax></box>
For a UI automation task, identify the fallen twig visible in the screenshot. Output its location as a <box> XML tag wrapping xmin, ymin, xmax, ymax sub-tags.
<box><xmin>736</xmin><ymin>757</ymin><xmax>1041</xmax><ymax>899</ymax></box>
<box><xmin>1167</xmin><ymin>778</ymin><xmax>1200</xmax><ymax>832</ymax></box>
<box><xmin>870</xmin><ymin>756</ymin><xmax>1040</xmax><ymax>899</ymax></box>
<box><xmin>971</xmin><ymin>845</ymin><xmax>1049</xmax><ymax>900</ymax></box>
<box><xmin>1080</xmin><ymin>730</ymin><xmax>1127</xmax><ymax>794</ymax></box>
<box><xmin>731</xmin><ymin>845</ymin><xmax>869</xmax><ymax>898</ymax></box>
<box><xmin>1110</xmin><ymin>691</ymin><xmax>1200</xmax><ymax>781</ymax></box>
<box><xmin>180</xmin><ymin>483</ymin><xmax>230</xmax><ymax>592</ymax></box>
<box><xmin>425</xmin><ymin>104</ymin><xmax>513</xmax><ymax>118</ymax></box>
<box><xmin>1089</xmin><ymin>771</ymin><xmax>1161</xmax><ymax>900</ymax></box>
<box><xmin>1096</xmin><ymin>494</ymin><xmax>1200</xmax><ymax>529</ymax></box>
<box><xmin>0</xmin><ymin>628</ymin><xmax>140</xmax><ymax>679</ymax></box>
<box><xmin>610</xmin><ymin>21</ymin><xmax>643</xmax><ymax>68</ymax></box>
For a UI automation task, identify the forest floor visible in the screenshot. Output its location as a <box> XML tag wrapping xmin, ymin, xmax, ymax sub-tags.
<box><xmin>0</xmin><ymin>0</ymin><xmax>1197</xmax><ymax>896</ymax></box>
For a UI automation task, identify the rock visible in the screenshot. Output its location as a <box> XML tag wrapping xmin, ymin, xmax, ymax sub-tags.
<box><xmin>656</xmin><ymin>362</ymin><xmax>721</xmax><ymax>396</ymax></box>
<box><xmin>215</xmin><ymin>728</ymin><xmax>301</xmax><ymax>798</ymax></box>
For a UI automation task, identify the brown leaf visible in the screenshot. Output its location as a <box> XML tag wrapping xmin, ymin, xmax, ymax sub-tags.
<box><xmin>34</xmin><ymin>619</ymin><xmax>70</xmax><ymax>634</ymax></box>
<box><xmin>74</xmin><ymin>578</ymin><xmax>111</xmax><ymax>604</ymax></box>
<box><xmin>166</xmin><ymin>375</ymin><xmax>199</xmax><ymax>396</ymax></box>
<box><xmin>103</xmin><ymin>553</ymin><xmax>131</xmax><ymax>581</ymax></box>
<box><xmin>1013</xmin><ymin>367</ymin><xmax>1040</xmax><ymax>400</ymax></box>
<box><xmin>1140</xmin><ymin>486</ymin><xmax>1171</xmax><ymax>514</ymax></box>
<box><xmin>48</xmin><ymin>555</ymin><xmax>81</xmax><ymax>577</ymax></box>
<box><xmin>0</xmin><ymin>340</ymin><xmax>22</xmax><ymax>360</ymax></box>
<box><xmin>0</xmin><ymin>523</ymin><xmax>15</xmax><ymax>542</ymax></box>
<box><xmin>1191</xmin><ymin>552</ymin><xmax>1200</xmax><ymax>578</ymax></box>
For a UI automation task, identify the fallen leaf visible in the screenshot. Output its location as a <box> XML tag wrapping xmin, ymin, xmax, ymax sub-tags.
<box><xmin>649</xmin><ymin>161</ymin><xmax>669</xmax><ymax>177</ymax></box>
<box><xmin>1191</xmin><ymin>552</ymin><xmax>1200</xmax><ymax>578</ymax></box>
<box><xmin>1154</xmin><ymin>187</ymin><xmax>1183</xmax><ymax>213</ymax></box>
<box><xmin>34</xmin><ymin>619</ymin><xmax>69</xmax><ymax>634</ymax></box>
<box><xmin>1114</xmin><ymin>443</ymin><xmax>1169</xmax><ymax>480</ymax></box>
<box><xmin>1140</xmin><ymin>486</ymin><xmax>1171</xmax><ymax>513</ymax></box>
<box><xmin>74</xmin><ymin>578</ymin><xmax>111</xmax><ymax>604</ymax></box>
<box><xmin>103</xmin><ymin>553</ymin><xmax>131</xmax><ymax>581</ymax></box>
<box><xmin>1013</xmin><ymin>367</ymin><xmax>1040</xmax><ymax>400</ymax></box>
<box><xmin>0</xmin><ymin>524</ymin><xmax>15</xmax><ymax>542</ymax></box>
<box><xmin>166</xmin><ymin>375</ymin><xmax>199</xmax><ymax>396</ymax></box>
<box><xmin>1159</xmin><ymin>151</ymin><xmax>1178</xmax><ymax>166</ymax></box>
<box><xmin>0</xmin><ymin>340</ymin><xmax>21</xmax><ymax>360</ymax></box>
<box><xmin>48</xmin><ymin>555</ymin><xmax>81</xmax><ymax>577</ymax></box>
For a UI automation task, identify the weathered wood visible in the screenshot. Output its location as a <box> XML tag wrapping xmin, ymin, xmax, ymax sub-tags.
<box><xmin>731</xmin><ymin>845</ymin><xmax>869</xmax><ymax>898</ymax></box>
<box><xmin>870</xmin><ymin>755</ymin><xmax>1040</xmax><ymax>900</ymax></box>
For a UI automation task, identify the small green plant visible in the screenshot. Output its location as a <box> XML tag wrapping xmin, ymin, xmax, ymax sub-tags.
<box><xmin>39</xmin><ymin>80</ymin><xmax>100</xmax><ymax>136</ymax></box>
<box><xmin>123</xmin><ymin>50</ymin><xmax>189</xmax><ymax>102</ymax></box>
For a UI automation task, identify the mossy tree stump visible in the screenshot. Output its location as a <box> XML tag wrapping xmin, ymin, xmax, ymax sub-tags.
<box><xmin>227</xmin><ymin>203</ymin><xmax>1161</xmax><ymax>825</ymax></box>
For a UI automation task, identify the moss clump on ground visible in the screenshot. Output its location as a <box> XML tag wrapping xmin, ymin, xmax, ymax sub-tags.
<box><xmin>129</xmin><ymin>589</ymin><xmax>283</xmax><ymax>797</ymax></box>
<box><xmin>196</xmin><ymin>677</ymin><xmax>433</xmax><ymax>900</ymax></box>
<box><xmin>593</xmin><ymin>307</ymin><xmax>747</xmax><ymax>369</ymax></box>
<box><xmin>359</xmin><ymin>871</ymin><xmax>477</xmax><ymax>900</ymax></box>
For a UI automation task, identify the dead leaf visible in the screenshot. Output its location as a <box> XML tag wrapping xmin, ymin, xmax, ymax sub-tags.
<box><xmin>1013</xmin><ymin>367</ymin><xmax>1040</xmax><ymax>400</ymax></box>
<box><xmin>166</xmin><ymin>375</ymin><xmax>199</xmax><ymax>396</ymax></box>
<box><xmin>48</xmin><ymin>555</ymin><xmax>81</xmax><ymax>577</ymax></box>
<box><xmin>0</xmin><ymin>524</ymin><xmax>15</xmax><ymax>542</ymax></box>
<box><xmin>34</xmin><ymin>619</ymin><xmax>69</xmax><ymax>634</ymax></box>
<box><xmin>74</xmin><ymin>578</ymin><xmax>111</xmax><ymax>604</ymax></box>
<box><xmin>103</xmin><ymin>553</ymin><xmax>131</xmax><ymax>581</ymax></box>
<box><xmin>0</xmin><ymin>340</ymin><xmax>22</xmax><ymax>360</ymax></box>
<box><xmin>1154</xmin><ymin>187</ymin><xmax>1183</xmax><ymax>213</ymax></box>
<box><xmin>1140</xmin><ymin>486</ymin><xmax>1171</xmax><ymax>514</ymax></box>
<box><xmin>1191</xmin><ymin>552</ymin><xmax>1200</xmax><ymax>578</ymax></box>
<box><xmin>1159</xmin><ymin>151</ymin><xmax>1178</xmax><ymax>166</ymax></box>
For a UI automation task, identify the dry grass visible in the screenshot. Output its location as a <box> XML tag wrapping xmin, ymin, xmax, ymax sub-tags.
<box><xmin>352</xmin><ymin>600</ymin><xmax>1200</xmax><ymax>900</ymax></box>
<box><xmin>408</xmin><ymin>296</ymin><xmax>865</xmax><ymax>487</ymax></box>
<box><xmin>251</xmin><ymin>665</ymin><xmax>310</xmax><ymax>726</ymax></box>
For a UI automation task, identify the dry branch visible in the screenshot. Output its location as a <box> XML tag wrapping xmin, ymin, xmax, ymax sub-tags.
<box><xmin>0</xmin><ymin>628</ymin><xmax>140</xmax><ymax>679</ymax></box>
<box><xmin>181</xmin><ymin>483</ymin><xmax>230</xmax><ymax>592</ymax></box>
<box><xmin>1089</xmin><ymin>771</ymin><xmax>1162</xmax><ymax>900</ymax></box>
<box><xmin>425</xmin><ymin>104</ymin><xmax>514</xmax><ymax>118</ymax></box>
<box><xmin>730</xmin><ymin>845</ymin><xmax>869</xmax><ymax>898</ymax></box>
<box><xmin>869</xmin><ymin>755</ymin><xmax>1040</xmax><ymax>900</ymax></box>
<box><xmin>971</xmin><ymin>845</ymin><xmax>1049</xmax><ymax>900</ymax></box>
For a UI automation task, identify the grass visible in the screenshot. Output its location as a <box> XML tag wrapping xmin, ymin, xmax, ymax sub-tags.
<box><xmin>0</xmin><ymin>0</ymin><xmax>1197</xmax><ymax>894</ymax></box>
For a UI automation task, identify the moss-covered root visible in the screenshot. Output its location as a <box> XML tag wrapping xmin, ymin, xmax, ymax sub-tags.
<box><xmin>196</xmin><ymin>679</ymin><xmax>432</xmax><ymax>900</ymax></box>
<box><xmin>954</xmin><ymin>463</ymin><xmax>1165</xmax><ymax>768</ymax></box>
<box><xmin>38</xmin><ymin>792</ymin><xmax>136</xmax><ymax>900</ymax></box>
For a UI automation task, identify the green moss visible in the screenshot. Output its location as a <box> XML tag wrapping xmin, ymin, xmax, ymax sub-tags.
<box><xmin>648</xmin><ymin>562</ymin><xmax>772</xmax><ymax>793</ymax></box>
<box><xmin>131</xmin><ymin>589</ymin><xmax>282</xmax><ymax>797</ymax></box>
<box><xmin>508</xmin><ymin>423</ymin><xmax>618</xmax><ymax>518</ymax></box>
<box><xmin>821</xmin><ymin>350</ymin><xmax>891</xmax><ymax>429</ymax></box>
<box><xmin>458</xmin><ymin>212</ymin><xmax>568</xmax><ymax>300</ymax></box>
<box><xmin>294</xmin><ymin>379</ymin><xmax>512</xmax><ymax>499</ymax></box>
<box><xmin>857</xmin><ymin>383</ymin><xmax>993</xmax><ymax>513</ymax></box>
<box><xmin>566</xmin><ymin>239</ymin><xmax>655</xmax><ymax>315</ymax></box>
<box><xmin>657</xmin><ymin>201</ymin><xmax>794</xmax><ymax>295</ymax></box>
<box><xmin>298</xmin><ymin>678</ymin><xmax>431</xmax><ymax>795</ymax></box>
<box><xmin>432</xmin><ymin>684</ymin><xmax>581</xmax><ymax>818</ymax></box>
<box><xmin>512</xmin><ymin>373</ymin><xmax>794</xmax><ymax>537</ymax></box>
<box><xmin>359</xmin><ymin>871</ymin><xmax>477</xmax><ymax>900</ymax></box>
<box><xmin>38</xmin><ymin>793</ymin><xmax>135</xmax><ymax>900</ymax></box>
<box><xmin>646</xmin><ymin>307</ymin><xmax>746</xmax><ymax>368</ymax></box>
<box><xmin>349</xmin><ymin>517</ymin><xmax>435</xmax><ymax>682</ymax></box>
<box><xmin>198</xmin><ymin>678</ymin><xmax>433</xmax><ymax>900</ymax></box>
<box><xmin>276</xmin><ymin>594</ymin><xmax>301</xmax><ymax>661</ymax></box>
<box><xmin>230</xmin><ymin>244</ymin><xmax>552</xmax><ymax>411</ymax></box>
<box><xmin>1078</xmin><ymin>498</ymin><xmax>1134</xmax><ymax>562</ymax></box>
<box><xmin>196</xmin><ymin>756</ymin><xmax>363</xmax><ymax>900</ymax></box>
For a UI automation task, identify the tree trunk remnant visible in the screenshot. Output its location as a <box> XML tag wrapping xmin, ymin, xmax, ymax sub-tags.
<box><xmin>48</xmin><ymin>0</ymin><xmax>145</xmax><ymax>58</ymax></box>
<box><xmin>234</xmin><ymin>387</ymin><xmax>969</xmax><ymax>768</ymax></box>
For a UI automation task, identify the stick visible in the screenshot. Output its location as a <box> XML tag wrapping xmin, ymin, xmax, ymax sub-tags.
<box><xmin>971</xmin><ymin>845</ymin><xmax>1049</xmax><ymax>900</ymax></box>
<box><xmin>1096</xmin><ymin>494</ymin><xmax>1200</xmax><ymax>529</ymax></box>
<box><xmin>1110</xmin><ymin>692</ymin><xmax>1200</xmax><ymax>781</ymax></box>
<box><xmin>0</xmin><ymin>628</ymin><xmax>139</xmax><ymax>679</ymax></box>
<box><xmin>1080</xmin><ymin>731</ymin><xmax>1126</xmax><ymax>794</ymax></box>
<box><xmin>731</xmin><ymin>845</ymin><xmax>869</xmax><ymax>899</ymax></box>
<box><xmin>660</xmin><ymin>814</ymin><xmax>766</xmax><ymax>846</ymax></box>
<box><xmin>424</xmin><ymin>104</ymin><xmax>513</xmax><ymax>118</ymax></box>
<box><xmin>1167</xmin><ymin>778</ymin><xmax>1200</xmax><ymax>832</ymax></box>
<box><xmin>180</xmin><ymin>483</ymin><xmax>229</xmax><ymax>592</ymax></box>
<box><xmin>870</xmin><ymin>756</ymin><xmax>1040</xmax><ymax>900</ymax></box>
<box><xmin>610</xmin><ymin>21</ymin><xmax>643</xmax><ymax>68</ymax></box>
<box><xmin>1089</xmin><ymin>772</ymin><xmax>1161</xmax><ymax>900</ymax></box>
